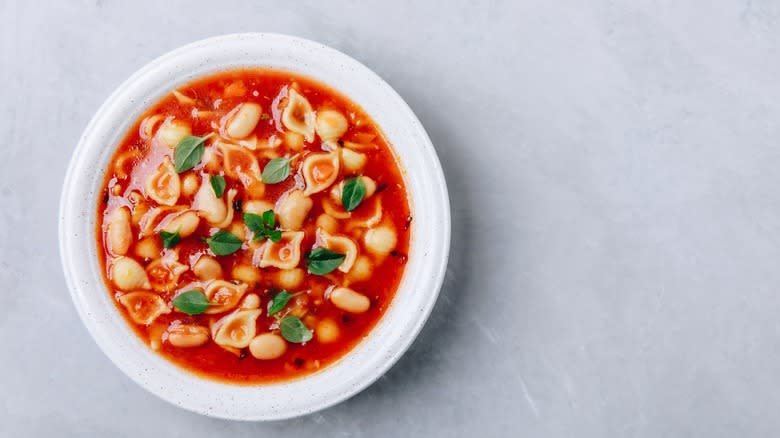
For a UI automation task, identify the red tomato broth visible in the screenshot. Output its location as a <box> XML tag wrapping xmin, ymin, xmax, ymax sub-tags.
<box><xmin>96</xmin><ymin>69</ymin><xmax>411</xmax><ymax>384</ymax></box>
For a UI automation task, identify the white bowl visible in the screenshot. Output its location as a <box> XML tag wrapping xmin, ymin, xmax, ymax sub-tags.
<box><xmin>59</xmin><ymin>33</ymin><xmax>450</xmax><ymax>420</ymax></box>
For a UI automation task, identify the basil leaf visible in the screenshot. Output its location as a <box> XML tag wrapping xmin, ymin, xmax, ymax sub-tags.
<box><xmin>262</xmin><ymin>157</ymin><xmax>290</xmax><ymax>183</ymax></box>
<box><xmin>262</xmin><ymin>209</ymin><xmax>275</xmax><ymax>228</ymax></box>
<box><xmin>210</xmin><ymin>174</ymin><xmax>226</xmax><ymax>198</ymax></box>
<box><xmin>160</xmin><ymin>230</ymin><xmax>181</xmax><ymax>248</ymax></box>
<box><xmin>172</xmin><ymin>290</ymin><xmax>210</xmax><ymax>315</ymax></box>
<box><xmin>342</xmin><ymin>177</ymin><xmax>366</xmax><ymax>212</ymax></box>
<box><xmin>268</xmin><ymin>290</ymin><xmax>296</xmax><ymax>317</ymax></box>
<box><xmin>243</xmin><ymin>212</ymin><xmax>264</xmax><ymax>233</ymax></box>
<box><xmin>269</xmin><ymin>229</ymin><xmax>282</xmax><ymax>243</ymax></box>
<box><xmin>279</xmin><ymin>315</ymin><xmax>312</xmax><ymax>343</ymax></box>
<box><xmin>307</xmin><ymin>247</ymin><xmax>346</xmax><ymax>275</ymax></box>
<box><xmin>174</xmin><ymin>135</ymin><xmax>209</xmax><ymax>173</ymax></box>
<box><xmin>205</xmin><ymin>230</ymin><xmax>242</xmax><ymax>255</ymax></box>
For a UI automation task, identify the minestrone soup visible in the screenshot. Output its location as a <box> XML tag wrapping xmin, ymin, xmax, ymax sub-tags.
<box><xmin>97</xmin><ymin>69</ymin><xmax>411</xmax><ymax>383</ymax></box>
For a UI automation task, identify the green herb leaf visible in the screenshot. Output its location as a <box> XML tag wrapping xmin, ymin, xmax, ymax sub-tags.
<box><xmin>307</xmin><ymin>247</ymin><xmax>346</xmax><ymax>275</ymax></box>
<box><xmin>210</xmin><ymin>174</ymin><xmax>226</xmax><ymax>198</ymax></box>
<box><xmin>174</xmin><ymin>135</ymin><xmax>210</xmax><ymax>173</ymax></box>
<box><xmin>172</xmin><ymin>290</ymin><xmax>210</xmax><ymax>315</ymax></box>
<box><xmin>243</xmin><ymin>210</ymin><xmax>281</xmax><ymax>242</ymax></box>
<box><xmin>243</xmin><ymin>212</ymin><xmax>265</xmax><ymax>233</ymax></box>
<box><xmin>262</xmin><ymin>157</ymin><xmax>291</xmax><ymax>184</ymax></box>
<box><xmin>342</xmin><ymin>177</ymin><xmax>366</xmax><ymax>212</ymax></box>
<box><xmin>262</xmin><ymin>209</ymin><xmax>275</xmax><ymax>228</ymax></box>
<box><xmin>205</xmin><ymin>230</ymin><xmax>242</xmax><ymax>255</ymax></box>
<box><xmin>160</xmin><ymin>230</ymin><xmax>181</xmax><ymax>248</ymax></box>
<box><xmin>268</xmin><ymin>290</ymin><xmax>298</xmax><ymax>317</ymax></box>
<box><xmin>279</xmin><ymin>315</ymin><xmax>312</xmax><ymax>343</ymax></box>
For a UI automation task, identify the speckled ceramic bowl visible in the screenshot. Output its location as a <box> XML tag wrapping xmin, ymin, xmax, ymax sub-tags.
<box><xmin>59</xmin><ymin>33</ymin><xmax>450</xmax><ymax>420</ymax></box>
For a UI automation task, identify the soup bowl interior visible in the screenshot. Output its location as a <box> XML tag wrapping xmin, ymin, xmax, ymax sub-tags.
<box><xmin>59</xmin><ymin>33</ymin><xmax>450</xmax><ymax>420</ymax></box>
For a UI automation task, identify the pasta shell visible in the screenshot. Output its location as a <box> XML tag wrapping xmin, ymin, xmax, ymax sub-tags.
<box><xmin>315</xmin><ymin>108</ymin><xmax>348</xmax><ymax>142</ymax></box>
<box><xmin>144</xmin><ymin>157</ymin><xmax>181</xmax><ymax>206</ymax></box>
<box><xmin>146</xmin><ymin>258</ymin><xmax>189</xmax><ymax>292</ymax></box>
<box><xmin>155</xmin><ymin>118</ymin><xmax>191</xmax><ymax>149</ymax></box>
<box><xmin>255</xmin><ymin>231</ymin><xmax>305</xmax><ymax>270</ymax></box>
<box><xmin>218</xmin><ymin>142</ymin><xmax>263</xmax><ymax>190</ymax></box>
<box><xmin>282</xmin><ymin>89</ymin><xmax>315</xmax><ymax>142</ymax></box>
<box><xmin>224</xmin><ymin>102</ymin><xmax>262</xmax><ymax>139</ymax></box>
<box><xmin>316</xmin><ymin>229</ymin><xmax>358</xmax><ymax>273</ymax></box>
<box><xmin>118</xmin><ymin>291</ymin><xmax>171</xmax><ymax>325</ymax></box>
<box><xmin>212</xmin><ymin>309</ymin><xmax>262</xmax><ymax>349</ymax></box>
<box><xmin>158</xmin><ymin>210</ymin><xmax>200</xmax><ymax>238</ymax></box>
<box><xmin>302</xmin><ymin>152</ymin><xmax>340</xmax><ymax>196</ymax></box>
<box><xmin>110</xmin><ymin>257</ymin><xmax>151</xmax><ymax>291</ymax></box>
<box><xmin>276</xmin><ymin>190</ymin><xmax>312</xmax><ymax>231</ymax></box>
<box><xmin>204</xmin><ymin>280</ymin><xmax>248</xmax><ymax>314</ymax></box>
<box><xmin>192</xmin><ymin>174</ymin><xmax>226</xmax><ymax>225</ymax></box>
<box><xmin>340</xmin><ymin>147</ymin><xmax>367</xmax><ymax>173</ymax></box>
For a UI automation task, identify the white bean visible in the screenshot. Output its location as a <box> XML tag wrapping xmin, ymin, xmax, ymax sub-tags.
<box><xmin>106</xmin><ymin>206</ymin><xmax>132</xmax><ymax>256</ymax></box>
<box><xmin>364</xmin><ymin>225</ymin><xmax>397</xmax><ymax>255</ymax></box>
<box><xmin>316</xmin><ymin>318</ymin><xmax>340</xmax><ymax>343</ymax></box>
<box><xmin>249</xmin><ymin>333</ymin><xmax>287</xmax><ymax>360</ymax></box>
<box><xmin>315</xmin><ymin>108</ymin><xmax>348</xmax><ymax>141</ymax></box>
<box><xmin>167</xmin><ymin>324</ymin><xmax>209</xmax><ymax>348</ymax></box>
<box><xmin>277</xmin><ymin>190</ymin><xmax>312</xmax><ymax>230</ymax></box>
<box><xmin>329</xmin><ymin>287</ymin><xmax>370</xmax><ymax>313</ymax></box>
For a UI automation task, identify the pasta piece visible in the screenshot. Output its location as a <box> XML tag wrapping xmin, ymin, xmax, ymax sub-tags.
<box><xmin>364</xmin><ymin>223</ymin><xmax>398</xmax><ymax>256</ymax></box>
<box><xmin>330</xmin><ymin>176</ymin><xmax>377</xmax><ymax>204</ymax></box>
<box><xmin>139</xmin><ymin>114</ymin><xmax>164</xmax><ymax>141</ymax></box>
<box><xmin>218</xmin><ymin>142</ymin><xmax>263</xmax><ymax>189</ymax></box>
<box><xmin>256</xmin><ymin>231</ymin><xmax>305</xmax><ymax>270</ymax></box>
<box><xmin>343</xmin><ymin>140</ymin><xmax>377</xmax><ymax>151</ymax></box>
<box><xmin>172</xmin><ymin>90</ymin><xmax>196</xmax><ymax>105</ymax></box>
<box><xmin>134</xmin><ymin>236</ymin><xmax>161</xmax><ymax>260</ymax></box>
<box><xmin>149</xmin><ymin>322</ymin><xmax>166</xmax><ymax>351</ymax></box>
<box><xmin>144</xmin><ymin>157</ymin><xmax>181</xmax><ymax>206</ymax></box>
<box><xmin>110</xmin><ymin>257</ymin><xmax>151</xmax><ymax>291</ymax></box>
<box><xmin>118</xmin><ymin>291</ymin><xmax>171</xmax><ymax>325</ymax></box>
<box><xmin>224</xmin><ymin>102</ymin><xmax>262</xmax><ymax>139</ymax></box>
<box><xmin>128</xmin><ymin>191</ymin><xmax>149</xmax><ymax>227</ymax></box>
<box><xmin>158</xmin><ymin>210</ymin><xmax>200</xmax><ymax>238</ymax></box>
<box><xmin>281</xmin><ymin>89</ymin><xmax>315</xmax><ymax>142</ymax></box>
<box><xmin>302</xmin><ymin>152</ymin><xmax>340</xmax><ymax>196</ymax></box>
<box><xmin>113</xmin><ymin>149</ymin><xmax>141</xmax><ymax>180</ymax></box>
<box><xmin>243</xmin><ymin>199</ymin><xmax>274</xmax><ymax>216</ymax></box>
<box><xmin>166</xmin><ymin>322</ymin><xmax>209</xmax><ymax>347</ymax></box>
<box><xmin>106</xmin><ymin>206</ymin><xmax>132</xmax><ymax>256</ymax></box>
<box><xmin>316</xmin><ymin>229</ymin><xmax>358</xmax><ymax>273</ymax></box>
<box><xmin>345</xmin><ymin>197</ymin><xmax>383</xmax><ymax>231</ymax></box>
<box><xmin>155</xmin><ymin>118</ymin><xmax>191</xmax><ymax>149</ymax></box>
<box><xmin>315</xmin><ymin>108</ymin><xmax>348</xmax><ymax>142</ymax></box>
<box><xmin>240</xmin><ymin>293</ymin><xmax>260</xmax><ymax>310</ymax></box>
<box><xmin>204</xmin><ymin>280</ymin><xmax>248</xmax><ymax>314</ymax></box>
<box><xmin>277</xmin><ymin>190</ymin><xmax>313</xmax><ymax>231</ymax></box>
<box><xmin>329</xmin><ymin>287</ymin><xmax>370</xmax><ymax>314</ymax></box>
<box><xmin>213</xmin><ymin>189</ymin><xmax>238</xmax><ymax>229</ymax></box>
<box><xmin>193</xmin><ymin>256</ymin><xmax>223</xmax><ymax>280</ymax></box>
<box><xmin>340</xmin><ymin>147</ymin><xmax>367</xmax><ymax>173</ymax></box>
<box><xmin>192</xmin><ymin>174</ymin><xmax>226</xmax><ymax>225</ymax></box>
<box><xmin>249</xmin><ymin>333</ymin><xmax>287</xmax><ymax>360</ymax></box>
<box><xmin>138</xmin><ymin>206</ymin><xmax>184</xmax><ymax>237</ymax></box>
<box><xmin>237</xmin><ymin>134</ymin><xmax>259</xmax><ymax>151</ymax></box>
<box><xmin>212</xmin><ymin>309</ymin><xmax>262</xmax><ymax>348</ymax></box>
<box><xmin>322</xmin><ymin>197</ymin><xmax>351</xmax><ymax>219</ymax></box>
<box><xmin>146</xmin><ymin>258</ymin><xmax>189</xmax><ymax>292</ymax></box>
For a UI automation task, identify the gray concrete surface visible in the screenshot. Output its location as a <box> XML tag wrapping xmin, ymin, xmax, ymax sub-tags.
<box><xmin>3</xmin><ymin>0</ymin><xmax>780</xmax><ymax>436</ymax></box>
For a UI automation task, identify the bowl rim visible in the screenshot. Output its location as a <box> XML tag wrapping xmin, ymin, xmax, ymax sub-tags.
<box><xmin>59</xmin><ymin>32</ymin><xmax>450</xmax><ymax>421</ymax></box>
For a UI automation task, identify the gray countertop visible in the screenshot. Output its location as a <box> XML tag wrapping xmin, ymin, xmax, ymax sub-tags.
<box><xmin>3</xmin><ymin>0</ymin><xmax>780</xmax><ymax>436</ymax></box>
